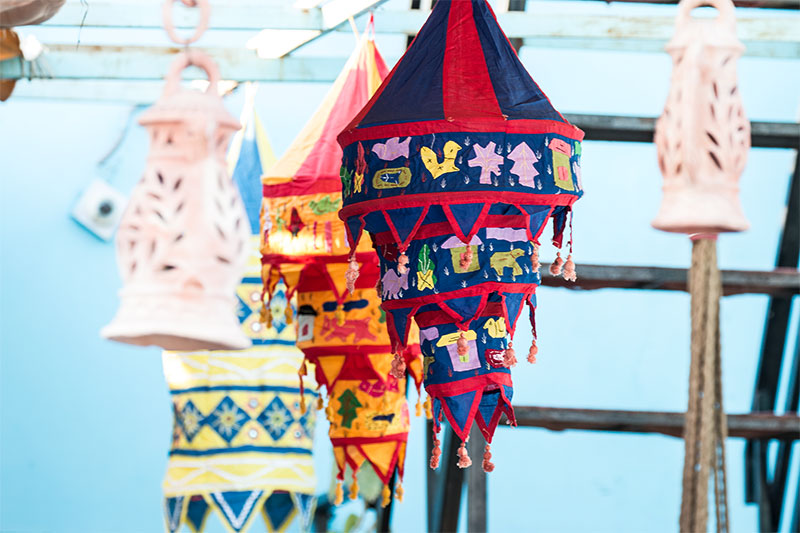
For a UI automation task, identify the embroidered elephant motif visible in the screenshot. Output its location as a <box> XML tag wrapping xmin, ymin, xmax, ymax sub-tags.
<box><xmin>489</xmin><ymin>249</ymin><xmax>525</xmax><ymax>276</ymax></box>
<box><xmin>381</xmin><ymin>269</ymin><xmax>408</xmax><ymax>299</ymax></box>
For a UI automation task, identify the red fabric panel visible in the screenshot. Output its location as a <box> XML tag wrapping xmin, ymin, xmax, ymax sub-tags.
<box><xmin>442</xmin><ymin>1</ymin><xmax>501</xmax><ymax>120</ymax></box>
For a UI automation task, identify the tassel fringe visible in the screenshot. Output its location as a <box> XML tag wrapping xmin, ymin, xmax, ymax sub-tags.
<box><xmin>531</xmin><ymin>243</ymin><xmax>540</xmax><ymax>273</ymax></box>
<box><xmin>549</xmin><ymin>252</ymin><xmax>564</xmax><ymax>276</ymax></box>
<box><xmin>397</xmin><ymin>252</ymin><xmax>409</xmax><ymax>275</ymax></box>
<box><xmin>482</xmin><ymin>445</ymin><xmax>495</xmax><ymax>473</ymax></box>
<box><xmin>381</xmin><ymin>483</ymin><xmax>391</xmax><ymax>508</ymax></box>
<box><xmin>334</xmin><ymin>480</ymin><xmax>344</xmax><ymax>506</ymax></box>
<box><xmin>345</xmin><ymin>258</ymin><xmax>360</xmax><ymax>294</ymax></box>
<box><xmin>562</xmin><ymin>254</ymin><xmax>577</xmax><ymax>281</ymax></box>
<box><xmin>503</xmin><ymin>342</ymin><xmax>517</xmax><ymax>367</ymax></box>
<box><xmin>395</xmin><ymin>481</ymin><xmax>404</xmax><ymax>503</ymax></box>
<box><xmin>457</xmin><ymin>441</ymin><xmax>472</xmax><ymax>469</ymax></box>
<box><xmin>349</xmin><ymin>478</ymin><xmax>359</xmax><ymax>501</ymax></box>
<box><xmin>390</xmin><ymin>352</ymin><xmax>406</xmax><ymax>379</ymax></box>
<box><xmin>430</xmin><ymin>433</ymin><xmax>442</xmax><ymax>469</ymax></box>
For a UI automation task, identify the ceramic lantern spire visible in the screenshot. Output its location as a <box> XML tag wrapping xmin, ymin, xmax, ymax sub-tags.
<box><xmin>338</xmin><ymin>0</ymin><xmax>584</xmax><ymax>469</ymax></box>
<box><xmin>261</xmin><ymin>22</ymin><xmax>423</xmax><ymax>507</ymax></box>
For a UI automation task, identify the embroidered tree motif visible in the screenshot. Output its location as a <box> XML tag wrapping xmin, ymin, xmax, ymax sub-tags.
<box><xmin>508</xmin><ymin>142</ymin><xmax>539</xmax><ymax>188</ymax></box>
<box><xmin>468</xmin><ymin>141</ymin><xmax>503</xmax><ymax>184</ymax></box>
<box><xmin>337</xmin><ymin>389</ymin><xmax>362</xmax><ymax>429</ymax></box>
<box><xmin>416</xmin><ymin>244</ymin><xmax>437</xmax><ymax>291</ymax></box>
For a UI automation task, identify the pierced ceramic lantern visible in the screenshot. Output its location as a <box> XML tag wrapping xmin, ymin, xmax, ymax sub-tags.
<box><xmin>652</xmin><ymin>0</ymin><xmax>749</xmax><ymax>234</ymax></box>
<box><xmin>102</xmin><ymin>51</ymin><xmax>251</xmax><ymax>351</ymax></box>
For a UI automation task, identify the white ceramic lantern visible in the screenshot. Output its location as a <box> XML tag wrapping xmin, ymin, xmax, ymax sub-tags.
<box><xmin>652</xmin><ymin>0</ymin><xmax>750</xmax><ymax>235</ymax></box>
<box><xmin>102</xmin><ymin>51</ymin><xmax>251</xmax><ymax>351</ymax></box>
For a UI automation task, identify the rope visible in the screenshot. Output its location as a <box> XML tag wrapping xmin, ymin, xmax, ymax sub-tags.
<box><xmin>680</xmin><ymin>238</ymin><xmax>729</xmax><ymax>533</ymax></box>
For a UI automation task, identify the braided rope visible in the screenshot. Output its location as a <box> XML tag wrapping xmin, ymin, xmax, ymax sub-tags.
<box><xmin>680</xmin><ymin>238</ymin><xmax>729</xmax><ymax>533</ymax></box>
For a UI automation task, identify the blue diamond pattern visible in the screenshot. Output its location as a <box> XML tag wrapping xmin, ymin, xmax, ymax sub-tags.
<box><xmin>206</xmin><ymin>396</ymin><xmax>250</xmax><ymax>443</ymax></box>
<box><xmin>176</xmin><ymin>400</ymin><xmax>204</xmax><ymax>442</ymax></box>
<box><xmin>257</xmin><ymin>397</ymin><xmax>295</xmax><ymax>441</ymax></box>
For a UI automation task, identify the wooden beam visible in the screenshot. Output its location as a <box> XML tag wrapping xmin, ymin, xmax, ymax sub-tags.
<box><xmin>38</xmin><ymin>6</ymin><xmax>800</xmax><ymax>58</ymax></box>
<box><xmin>540</xmin><ymin>264</ymin><xmax>800</xmax><ymax>297</ymax></box>
<box><xmin>564</xmin><ymin>113</ymin><xmax>800</xmax><ymax>149</ymax></box>
<box><xmin>506</xmin><ymin>407</ymin><xmax>800</xmax><ymax>440</ymax></box>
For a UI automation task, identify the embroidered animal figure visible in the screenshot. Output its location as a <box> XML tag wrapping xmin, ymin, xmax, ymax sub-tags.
<box><xmin>381</xmin><ymin>269</ymin><xmax>408</xmax><ymax>299</ymax></box>
<box><xmin>420</xmin><ymin>140</ymin><xmax>461</xmax><ymax>179</ymax></box>
<box><xmin>320</xmin><ymin>316</ymin><xmax>376</xmax><ymax>343</ymax></box>
<box><xmin>372</xmin><ymin>137</ymin><xmax>410</xmax><ymax>161</ymax></box>
<box><xmin>489</xmin><ymin>249</ymin><xmax>525</xmax><ymax>276</ymax></box>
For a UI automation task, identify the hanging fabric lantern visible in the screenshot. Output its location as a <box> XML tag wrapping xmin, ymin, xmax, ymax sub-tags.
<box><xmin>102</xmin><ymin>48</ymin><xmax>252</xmax><ymax>351</ymax></box>
<box><xmin>163</xmin><ymin>102</ymin><xmax>318</xmax><ymax>533</ymax></box>
<box><xmin>338</xmin><ymin>0</ymin><xmax>584</xmax><ymax>470</ymax></box>
<box><xmin>0</xmin><ymin>0</ymin><xmax>65</xmax><ymax>28</ymax></box>
<box><xmin>652</xmin><ymin>1</ymin><xmax>749</xmax><ymax>530</ymax></box>
<box><xmin>261</xmin><ymin>22</ymin><xmax>422</xmax><ymax>506</ymax></box>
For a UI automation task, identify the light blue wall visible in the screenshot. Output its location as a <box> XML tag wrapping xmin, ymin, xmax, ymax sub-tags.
<box><xmin>1</xmin><ymin>5</ymin><xmax>799</xmax><ymax>532</ymax></box>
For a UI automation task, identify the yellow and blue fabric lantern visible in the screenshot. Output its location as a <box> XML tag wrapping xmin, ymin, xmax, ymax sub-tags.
<box><xmin>338</xmin><ymin>0</ymin><xmax>584</xmax><ymax>470</ymax></box>
<box><xmin>162</xmin><ymin>99</ymin><xmax>317</xmax><ymax>533</ymax></box>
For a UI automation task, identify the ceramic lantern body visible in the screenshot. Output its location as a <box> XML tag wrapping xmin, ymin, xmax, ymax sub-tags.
<box><xmin>102</xmin><ymin>52</ymin><xmax>251</xmax><ymax>351</ymax></box>
<box><xmin>652</xmin><ymin>0</ymin><xmax>750</xmax><ymax>234</ymax></box>
<box><xmin>0</xmin><ymin>0</ymin><xmax>65</xmax><ymax>27</ymax></box>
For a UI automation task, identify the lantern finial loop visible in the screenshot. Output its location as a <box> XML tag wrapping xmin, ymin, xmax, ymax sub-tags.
<box><xmin>162</xmin><ymin>49</ymin><xmax>220</xmax><ymax>98</ymax></box>
<box><xmin>162</xmin><ymin>0</ymin><xmax>210</xmax><ymax>46</ymax></box>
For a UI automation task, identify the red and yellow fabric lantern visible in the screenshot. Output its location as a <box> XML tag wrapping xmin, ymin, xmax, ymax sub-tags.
<box><xmin>261</xmin><ymin>22</ymin><xmax>422</xmax><ymax>506</ymax></box>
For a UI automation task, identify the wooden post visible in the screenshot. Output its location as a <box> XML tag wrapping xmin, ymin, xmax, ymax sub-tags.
<box><xmin>467</xmin><ymin>424</ymin><xmax>487</xmax><ymax>532</ymax></box>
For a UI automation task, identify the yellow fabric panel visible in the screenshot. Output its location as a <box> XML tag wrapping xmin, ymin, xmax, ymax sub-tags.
<box><xmin>295</xmin><ymin>287</ymin><xmax>388</xmax><ymax>352</ymax></box>
<box><xmin>360</xmin><ymin>442</ymin><xmax>399</xmax><ymax>479</ymax></box>
<box><xmin>318</xmin><ymin>356</ymin><xmax>346</xmax><ymax>386</ymax></box>
<box><xmin>327</xmin><ymin>378</ymin><xmax>409</xmax><ymax>440</ymax></box>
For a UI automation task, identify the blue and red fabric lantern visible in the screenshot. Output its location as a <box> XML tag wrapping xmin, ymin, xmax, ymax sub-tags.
<box><xmin>338</xmin><ymin>0</ymin><xmax>584</xmax><ymax>470</ymax></box>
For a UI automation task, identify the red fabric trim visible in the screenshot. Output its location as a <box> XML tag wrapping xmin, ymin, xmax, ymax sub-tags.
<box><xmin>339</xmin><ymin>117</ymin><xmax>584</xmax><ymax>146</ymax></box>
<box><xmin>262</xmin><ymin>251</ymin><xmax>377</xmax><ymax>267</ymax></box>
<box><xmin>330</xmin><ymin>434</ymin><xmax>408</xmax><ymax>446</ymax></box>
<box><xmin>443</xmin><ymin>1</ymin><xmax>502</xmax><ymax>120</ymax></box>
<box><xmin>426</xmin><ymin>372</ymin><xmax>512</xmax><ymax>397</ymax></box>
<box><xmin>262</xmin><ymin>177</ymin><xmax>341</xmax><ymax>198</ymax></box>
<box><xmin>303</xmin><ymin>345</ymin><xmax>391</xmax><ymax>358</ymax></box>
<box><xmin>414</xmin><ymin>300</ymin><xmax>507</xmax><ymax>327</ymax></box>
<box><xmin>380</xmin><ymin>283</ymin><xmax>539</xmax><ymax>311</ymax></box>
<box><xmin>372</xmin><ymin>216</ymin><xmax>526</xmax><ymax>245</ymax></box>
<box><xmin>426</xmin><ymin>373</ymin><xmax>513</xmax><ymax>442</ymax></box>
<box><xmin>340</xmin><ymin>191</ymin><xmax>577</xmax><ymax>220</ymax></box>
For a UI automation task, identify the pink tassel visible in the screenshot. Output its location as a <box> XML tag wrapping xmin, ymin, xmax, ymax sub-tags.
<box><xmin>456</xmin><ymin>332</ymin><xmax>469</xmax><ymax>356</ymax></box>
<box><xmin>562</xmin><ymin>254</ymin><xmax>577</xmax><ymax>282</ymax></box>
<box><xmin>430</xmin><ymin>433</ymin><xmax>442</xmax><ymax>469</ymax></box>
<box><xmin>345</xmin><ymin>258</ymin><xmax>360</xmax><ymax>294</ymax></box>
<box><xmin>531</xmin><ymin>244</ymin><xmax>540</xmax><ymax>273</ymax></box>
<box><xmin>390</xmin><ymin>352</ymin><xmax>406</xmax><ymax>379</ymax></box>
<box><xmin>503</xmin><ymin>342</ymin><xmax>517</xmax><ymax>368</ymax></box>
<box><xmin>397</xmin><ymin>252</ymin><xmax>409</xmax><ymax>275</ymax></box>
<box><xmin>549</xmin><ymin>252</ymin><xmax>564</xmax><ymax>276</ymax></box>
<box><xmin>527</xmin><ymin>339</ymin><xmax>538</xmax><ymax>364</ymax></box>
<box><xmin>457</xmin><ymin>441</ymin><xmax>472</xmax><ymax>469</ymax></box>
<box><xmin>482</xmin><ymin>444</ymin><xmax>495</xmax><ymax>473</ymax></box>
<box><xmin>460</xmin><ymin>245</ymin><xmax>473</xmax><ymax>270</ymax></box>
